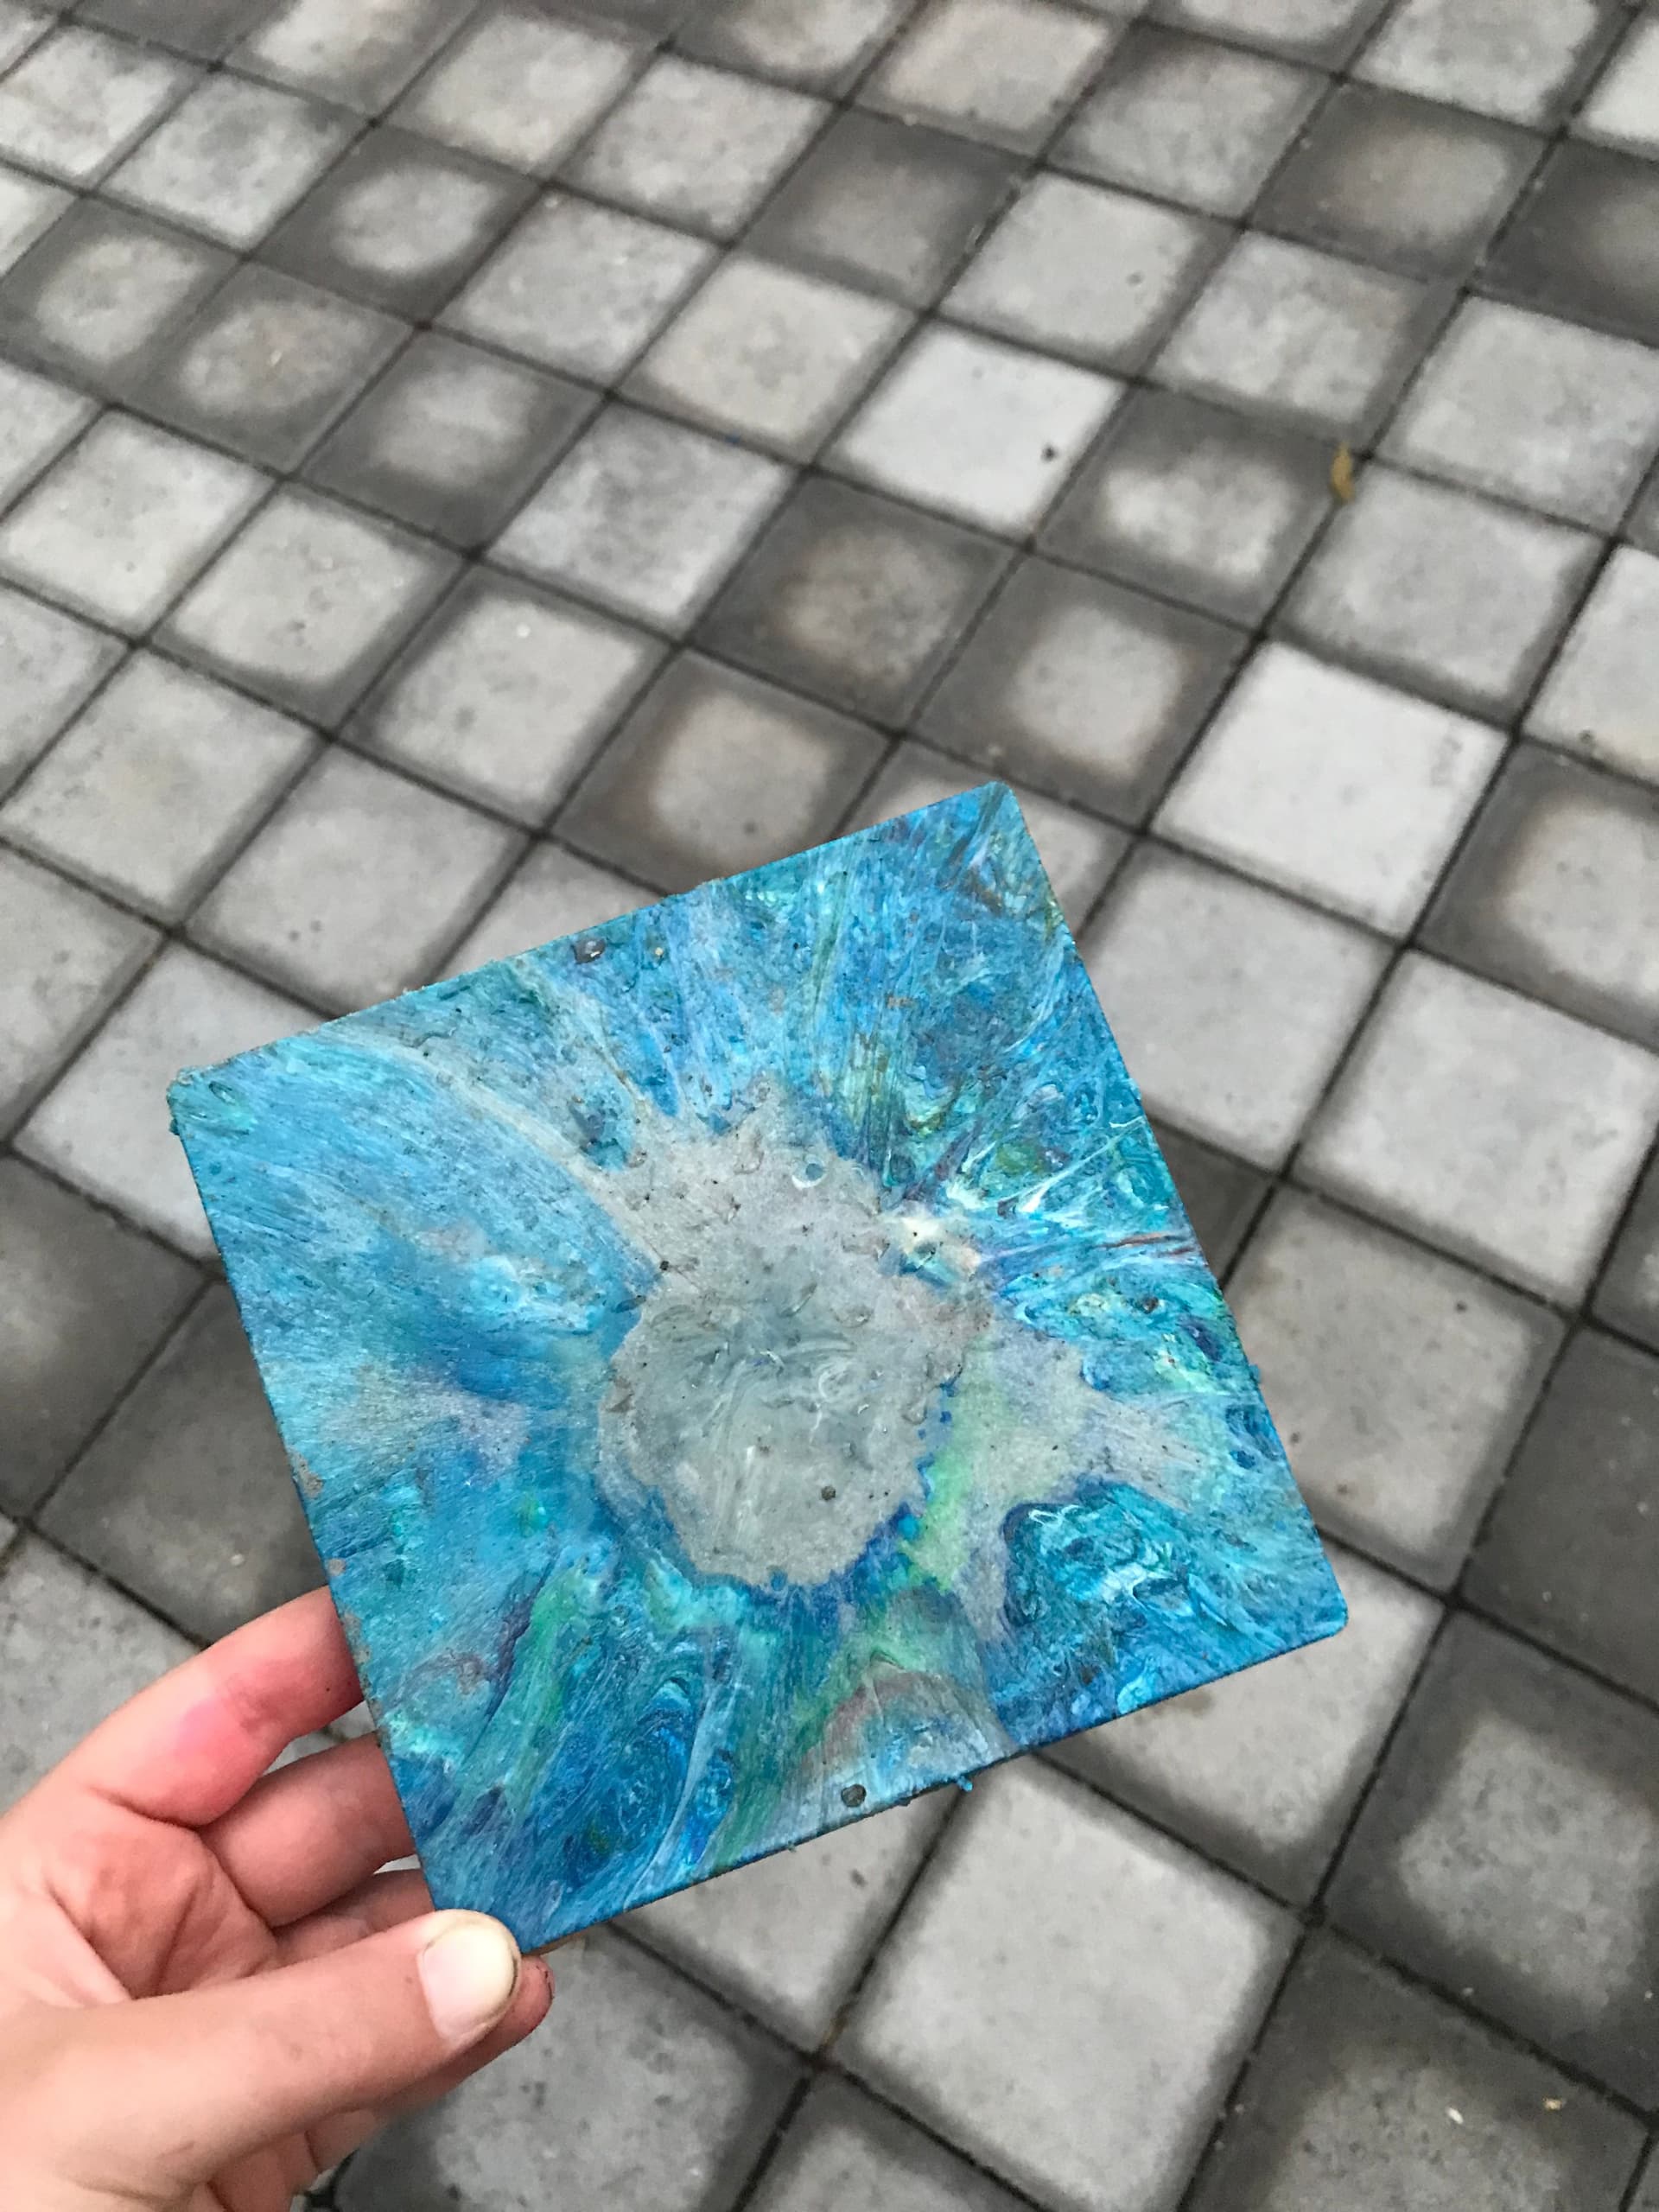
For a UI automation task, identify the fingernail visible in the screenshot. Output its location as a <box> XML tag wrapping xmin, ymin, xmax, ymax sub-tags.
<box><xmin>418</xmin><ymin>1913</ymin><xmax>521</xmax><ymax>2046</ymax></box>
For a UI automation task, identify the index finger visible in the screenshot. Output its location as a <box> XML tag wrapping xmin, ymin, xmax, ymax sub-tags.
<box><xmin>44</xmin><ymin>1588</ymin><xmax>363</xmax><ymax>1828</ymax></box>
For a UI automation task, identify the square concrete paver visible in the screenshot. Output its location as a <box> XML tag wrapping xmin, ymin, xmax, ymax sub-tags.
<box><xmin>752</xmin><ymin>2078</ymin><xmax>1028</xmax><ymax>2212</ymax></box>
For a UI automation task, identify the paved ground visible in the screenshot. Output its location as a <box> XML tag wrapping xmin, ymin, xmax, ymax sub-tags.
<box><xmin>1</xmin><ymin>0</ymin><xmax>1658</xmax><ymax>2204</ymax></box>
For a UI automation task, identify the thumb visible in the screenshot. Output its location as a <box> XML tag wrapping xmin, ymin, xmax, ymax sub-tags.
<box><xmin>50</xmin><ymin>1910</ymin><xmax>526</xmax><ymax>2189</ymax></box>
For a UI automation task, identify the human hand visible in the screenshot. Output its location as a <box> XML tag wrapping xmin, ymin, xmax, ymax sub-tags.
<box><xmin>0</xmin><ymin>1587</ymin><xmax>551</xmax><ymax>2211</ymax></box>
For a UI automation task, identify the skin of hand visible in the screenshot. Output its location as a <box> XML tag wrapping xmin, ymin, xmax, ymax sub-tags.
<box><xmin>0</xmin><ymin>1588</ymin><xmax>552</xmax><ymax>2211</ymax></box>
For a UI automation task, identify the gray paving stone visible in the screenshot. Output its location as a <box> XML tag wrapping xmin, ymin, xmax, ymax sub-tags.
<box><xmin>1577</xmin><ymin>9</ymin><xmax>1659</xmax><ymax>156</ymax></box>
<box><xmin>698</xmin><ymin>474</ymin><xmax>1008</xmax><ymax>722</ymax></box>
<box><xmin>1422</xmin><ymin>743</ymin><xmax>1659</xmax><ymax>1048</ymax></box>
<box><xmin>0</xmin><ymin>651</ymin><xmax>313</xmax><ymax>920</ymax></box>
<box><xmin>679</xmin><ymin>0</ymin><xmax>916</xmax><ymax>91</ymax></box>
<box><xmin>259</xmin><ymin>125</ymin><xmax>533</xmax><ymax>321</ymax></box>
<box><xmin>233</xmin><ymin>0</ymin><xmax>475</xmax><ymax>112</ymax></box>
<box><xmin>137</xmin><ymin>264</ymin><xmax>407</xmax><ymax>473</ymax></box>
<box><xmin>194</xmin><ymin>747</ymin><xmax>520</xmax><ymax>1009</ymax></box>
<box><xmin>1055</xmin><ymin>1544</ymin><xmax>1439</xmax><ymax>1904</ymax></box>
<box><xmin>1634</xmin><ymin>2146</ymin><xmax>1659</xmax><ymax>2212</ymax></box>
<box><xmin>0</xmin><ymin>1156</ymin><xmax>198</xmax><ymax>1517</ymax></box>
<box><xmin>1357</xmin><ymin>0</ymin><xmax>1624</xmax><ymax>126</ymax></box>
<box><xmin>307</xmin><ymin>332</ymin><xmax>594</xmax><ymax>549</ymax></box>
<box><xmin>1156</xmin><ymin>0</ymin><xmax>1383</xmax><ymax>62</ymax></box>
<box><xmin>747</xmin><ymin>110</ymin><xmax>1016</xmax><ymax>309</ymax></box>
<box><xmin>106</xmin><ymin>71</ymin><xmax>356</xmax><ymax>250</ymax></box>
<box><xmin>444</xmin><ymin>842</ymin><xmax>647</xmax><ymax>971</ymax></box>
<box><xmin>921</xmin><ymin>559</ymin><xmax>1243</xmax><ymax>823</ymax></box>
<box><xmin>356</xmin><ymin>572</ymin><xmax>660</xmax><ymax>823</ymax></box>
<box><xmin>391</xmin><ymin>3</ymin><xmax>642</xmax><ymax>175</ymax></box>
<box><xmin>1041</xmin><ymin>387</ymin><xmax>1333</xmax><ymax>626</ymax></box>
<box><xmin>1328</xmin><ymin>1615</ymin><xmax>1659</xmax><ymax>2106</ymax></box>
<box><xmin>41</xmin><ymin>1283</ymin><xmax>321</xmax><ymax>1642</ymax></box>
<box><xmin>1157</xmin><ymin>644</ymin><xmax>1504</xmax><ymax>933</ymax></box>
<box><xmin>0</xmin><ymin>847</ymin><xmax>156</xmax><ymax>1131</ymax></box>
<box><xmin>339</xmin><ymin>1933</ymin><xmax>798</xmax><ymax>2211</ymax></box>
<box><xmin>1529</xmin><ymin>546</ymin><xmax>1659</xmax><ymax>791</ymax></box>
<box><xmin>0</xmin><ymin>162</ymin><xmax>69</xmax><ymax>279</ymax></box>
<box><xmin>0</xmin><ymin>1535</ymin><xmax>190</xmax><ymax>1811</ymax></box>
<box><xmin>1304</xmin><ymin>952</ymin><xmax>1659</xmax><ymax>1301</ymax></box>
<box><xmin>1230</xmin><ymin>1189</ymin><xmax>1560</xmax><ymax>1586</ymax></box>
<box><xmin>0</xmin><ymin>414</ymin><xmax>264</xmax><ymax>637</ymax></box>
<box><xmin>0</xmin><ymin>359</ymin><xmax>92</xmax><ymax>514</ymax></box>
<box><xmin>0</xmin><ymin>3</ymin><xmax>51</xmax><ymax>72</ymax></box>
<box><xmin>1257</xmin><ymin>83</ymin><xmax>1543</xmax><ymax>277</ymax></box>
<box><xmin>757</xmin><ymin>2082</ymin><xmax>1025</xmax><ymax>2212</ymax></box>
<box><xmin>1466</xmin><ymin>1328</ymin><xmax>1659</xmax><ymax>1707</ymax></box>
<box><xmin>1283</xmin><ymin>466</ymin><xmax>1599</xmax><ymax>717</ymax></box>
<box><xmin>1187</xmin><ymin>1934</ymin><xmax>1646</xmax><ymax>2212</ymax></box>
<box><xmin>497</xmin><ymin>402</ymin><xmax>791</xmax><ymax>633</ymax></box>
<box><xmin>162</xmin><ymin>488</ymin><xmax>456</xmax><ymax>722</ymax></box>
<box><xmin>77</xmin><ymin>0</ymin><xmax>270</xmax><ymax>61</ymax></box>
<box><xmin>0</xmin><ymin>584</ymin><xmax>122</xmax><ymax>800</ymax></box>
<box><xmin>0</xmin><ymin>25</ymin><xmax>192</xmax><ymax>184</ymax></box>
<box><xmin>1151</xmin><ymin>1122</ymin><xmax>1268</xmax><ymax>1274</ymax></box>
<box><xmin>1483</xmin><ymin>140</ymin><xmax>1659</xmax><ymax>347</ymax></box>
<box><xmin>861</xmin><ymin>0</ymin><xmax>1116</xmax><ymax>152</ymax></box>
<box><xmin>1056</xmin><ymin>24</ymin><xmax>1322</xmax><ymax>218</ymax></box>
<box><xmin>17</xmin><ymin>942</ymin><xmax>309</xmax><ymax>1255</ymax></box>
<box><xmin>842</xmin><ymin>1762</ymin><xmax>1294</xmax><ymax>2212</ymax></box>
<box><xmin>1595</xmin><ymin>1144</ymin><xmax>1659</xmax><ymax>1354</ymax></box>
<box><xmin>630</xmin><ymin>1793</ymin><xmax>948</xmax><ymax>2044</ymax></box>
<box><xmin>561</xmin><ymin>652</ymin><xmax>884</xmax><ymax>892</ymax></box>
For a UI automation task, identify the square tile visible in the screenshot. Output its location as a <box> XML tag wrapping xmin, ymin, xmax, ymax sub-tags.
<box><xmin>0</xmin><ymin>3</ymin><xmax>50</xmax><ymax>73</ymax></box>
<box><xmin>944</xmin><ymin>175</ymin><xmax>1224</xmax><ymax>372</ymax></box>
<box><xmin>1157</xmin><ymin>645</ymin><xmax>1504</xmax><ymax>933</ymax></box>
<box><xmin>392</xmin><ymin>3</ymin><xmax>640</xmax><ymax>175</ymax></box>
<box><xmin>1637</xmin><ymin>2151</ymin><xmax>1659</xmax><ymax>2212</ymax></box>
<box><xmin>17</xmin><ymin>943</ymin><xmax>308</xmax><ymax>1253</ymax></box>
<box><xmin>77</xmin><ymin>0</ymin><xmax>270</xmax><ymax>62</ymax></box>
<box><xmin>1357</xmin><ymin>0</ymin><xmax>1623</xmax><ymax>125</ymax></box>
<box><xmin>1283</xmin><ymin>467</ymin><xmax>1599</xmax><ymax>716</ymax></box>
<box><xmin>1258</xmin><ymin>82</ymin><xmax>1541</xmax><ymax>276</ymax></box>
<box><xmin>1055</xmin><ymin>25</ymin><xmax>1322</xmax><ymax>219</ymax></box>
<box><xmin>0</xmin><ymin>414</ymin><xmax>263</xmax><ymax>636</ymax></box>
<box><xmin>307</xmin><ymin>333</ymin><xmax>594</xmax><ymax>549</ymax></box>
<box><xmin>629</xmin><ymin>257</ymin><xmax>908</xmax><ymax>461</ymax></box>
<box><xmin>259</xmin><ymin>126</ymin><xmax>532</xmax><ymax>320</ymax></box>
<box><xmin>0</xmin><ymin>585</ymin><xmax>122</xmax><ymax>799</ymax></box>
<box><xmin>1385</xmin><ymin>300</ymin><xmax>1659</xmax><ymax>529</ymax></box>
<box><xmin>106</xmin><ymin>72</ymin><xmax>355</xmax><ymax>249</ymax></box>
<box><xmin>1040</xmin><ymin>388</ymin><xmax>1332</xmax><ymax>625</ymax></box>
<box><xmin>1482</xmin><ymin>142</ymin><xmax>1659</xmax><ymax>350</ymax></box>
<box><xmin>1422</xmin><ymin>744</ymin><xmax>1659</xmax><ymax>1047</ymax></box>
<box><xmin>751</xmin><ymin>2079</ymin><xmax>1029</xmax><ymax>2212</ymax></box>
<box><xmin>1055</xmin><ymin>1545</ymin><xmax>1438</xmax><ymax>1903</ymax></box>
<box><xmin>830</xmin><ymin>326</ymin><xmax>1120</xmax><ymax>535</ymax></box>
<box><xmin>1596</xmin><ymin>1146</ymin><xmax>1659</xmax><ymax>1352</ymax></box>
<box><xmin>1156</xmin><ymin>0</ymin><xmax>1383</xmax><ymax>61</ymax></box>
<box><xmin>444</xmin><ymin>842</ymin><xmax>646</xmax><ymax>971</ymax></box>
<box><xmin>1468</xmin><ymin>1328</ymin><xmax>1659</xmax><ymax>1707</ymax></box>
<box><xmin>559</xmin><ymin>652</ymin><xmax>884</xmax><ymax>891</ymax></box>
<box><xmin>1577</xmin><ymin>9</ymin><xmax>1659</xmax><ymax>154</ymax></box>
<box><xmin>0</xmin><ymin>847</ymin><xmax>155</xmax><ymax>1128</ymax></box>
<box><xmin>0</xmin><ymin>162</ymin><xmax>68</xmax><ymax>279</ymax></box>
<box><xmin>1187</xmin><ymin>1934</ymin><xmax>1646</xmax><ymax>2212</ymax></box>
<box><xmin>841</xmin><ymin>1764</ymin><xmax>1294</xmax><ymax>2212</ymax></box>
<box><xmin>41</xmin><ymin>1284</ymin><xmax>319</xmax><ymax>1640</ymax></box>
<box><xmin>1529</xmin><ymin>547</ymin><xmax>1659</xmax><ymax>789</ymax></box>
<box><xmin>161</xmin><ymin>488</ymin><xmax>456</xmax><ymax>721</ymax></box>
<box><xmin>1155</xmin><ymin>235</ymin><xmax>1440</xmax><ymax>438</ymax></box>
<box><xmin>849</xmin><ymin>740</ymin><xmax>1127</xmax><ymax>929</ymax></box>
<box><xmin>1230</xmin><ymin>1190</ymin><xmax>1560</xmax><ymax>1586</ymax></box>
<box><xmin>1153</xmin><ymin>1122</ymin><xmax>1268</xmax><ymax>1274</ymax></box>
<box><xmin>136</xmin><ymin>265</ymin><xmax>406</xmax><ymax>473</ymax></box>
<box><xmin>0</xmin><ymin>200</ymin><xmax>232</xmax><ymax>394</ymax></box>
<box><xmin>1084</xmin><ymin>846</ymin><xmax>1385</xmax><ymax>1167</ymax></box>
<box><xmin>355</xmin><ymin>571</ymin><xmax>661</xmax><ymax>821</ymax></box>
<box><xmin>696</xmin><ymin>474</ymin><xmax>1007</xmax><ymax>721</ymax></box>
<box><xmin>0</xmin><ymin>1537</ymin><xmax>190</xmax><ymax>1808</ymax></box>
<box><xmin>339</xmin><ymin>1936</ymin><xmax>795</xmax><ymax>2212</ymax></box>
<box><xmin>494</xmin><ymin>403</ymin><xmax>791</xmax><ymax>632</ymax></box>
<box><xmin>0</xmin><ymin>1157</ymin><xmax>198</xmax><ymax>1518</ymax></box>
<box><xmin>680</xmin><ymin>0</ymin><xmax>915</xmax><ymax>91</ymax></box>
<box><xmin>446</xmin><ymin>196</ymin><xmax>715</xmax><ymax>380</ymax></box>
<box><xmin>861</xmin><ymin>0</ymin><xmax>1116</xmax><ymax>152</ymax></box>
<box><xmin>568</xmin><ymin>56</ymin><xmax>826</xmax><ymax>239</ymax></box>
<box><xmin>1328</xmin><ymin>1615</ymin><xmax>1659</xmax><ymax>2105</ymax></box>
<box><xmin>1303</xmin><ymin>953</ymin><xmax>1659</xmax><ymax>1300</ymax></box>
<box><xmin>920</xmin><ymin>559</ymin><xmax>1241</xmax><ymax>821</ymax></box>
<box><xmin>629</xmin><ymin>1795</ymin><xmax>947</xmax><ymax>2044</ymax></box>
<box><xmin>0</xmin><ymin>26</ymin><xmax>191</xmax><ymax>184</ymax></box>
<box><xmin>233</xmin><ymin>0</ymin><xmax>474</xmax><ymax>111</ymax></box>
<box><xmin>0</xmin><ymin>652</ymin><xmax>314</xmax><ymax>919</ymax></box>
<box><xmin>0</xmin><ymin>357</ymin><xmax>92</xmax><ymax>512</ymax></box>
<box><xmin>194</xmin><ymin>749</ymin><xmax>519</xmax><ymax>1008</ymax></box>
<box><xmin>747</xmin><ymin>111</ymin><xmax>1016</xmax><ymax>308</ymax></box>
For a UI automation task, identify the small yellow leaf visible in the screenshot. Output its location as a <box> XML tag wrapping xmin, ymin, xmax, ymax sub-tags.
<box><xmin>1331</xmin><ymin>444</ymin><xmax>1357</xmax><ymax>502</ymax></box>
